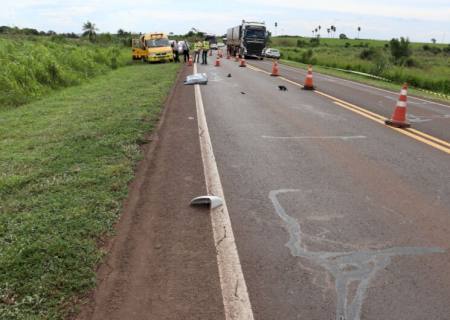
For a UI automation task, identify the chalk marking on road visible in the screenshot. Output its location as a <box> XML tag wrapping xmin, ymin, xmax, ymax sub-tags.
<box><xmin>262</xmin><ymin>135</ymin><xmax>367</xmax><ymax>141</ymax></box>
<box><xmin>194</xmin><ymin>63</ymin><xmax>254</xmax><ymax>320</ymax></box>
<box><xmin>256</xmin><ymin>60</ymin><xmax>450</xmax><ymax>109</ymax></box>
<box><xmin>269</xmin><ymin>189</ymin><xmax>445</xmax><ymax>320</ymax></box>
<box><xmin>246</xmin><ymin>63</ymin><xmax>450</xmax><ymax>155</ymax></box>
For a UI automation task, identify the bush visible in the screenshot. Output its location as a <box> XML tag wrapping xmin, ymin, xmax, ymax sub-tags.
<box><xmin>309</xmin><ymin>37</ymin><xmax>320</xmax><ymax>47</ymax></box>
<box><xmin>404</xmin><ymin>57</ymin><xmax>418</xmax><ymax>67</ymax></box>
<box><xmin>360</xmin><ymin>48</ymin><xmax>377</xmax><ymax>60</ymax></box>
<box><xmin>0</xmin><ymin>38</ymin><xmax>131</xmax><ymax>109</ymax></box>
<box><xmin>339</xmin><ymin>33</ymin><xmax>348</xmax><ymax>39</ymax></box>
<box><xmin>296</xmin><ymin>39</ymin><xmax>307</xmax><ymax>48</ymax></box>
<box><xmin>390</xmin><ymin>37</ymin><xmax>411</xmax><ymax>64</ymax></box>
<box><xmin>444</xmin><ymin>45</ymin><xmax>450</xmax><ymax>54</ymax></box>
<box><xmin>345</xmin><ymin>42</ymin><xmax>351</xmax><ymax>48</ymax></box>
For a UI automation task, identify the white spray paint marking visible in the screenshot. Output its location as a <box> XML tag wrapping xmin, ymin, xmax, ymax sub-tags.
<box><xmin>269</xmin><ymin>189</ymin><xmax>445</xmax><ymax>320</ymax></box>
<box><xmin>289</xmin><ymin>105</ymin><xmax>346</xmax><ymax>121</ymax></box>
<box><xmin>262</xmin><ymin>135</ymin><xmax>367</xmax><ymax>141</ymax></box>
<box><xmin>194</xmin><ymin>63</ymin><xmax>254</xmax><ymax>320</ymax></box>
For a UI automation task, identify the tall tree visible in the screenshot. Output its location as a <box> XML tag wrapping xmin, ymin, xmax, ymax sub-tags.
<box><xmin>82</xmin><ymin>21</ymin><xmax>98</xmax><ymax>42</ymax></box>
<box><xmin>357</xmin><ymin>26</ymin><xmax>361</xmax><ymax>39</ymax></box>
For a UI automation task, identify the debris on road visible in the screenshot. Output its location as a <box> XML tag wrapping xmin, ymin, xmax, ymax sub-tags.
<box><xmin>184</xmin><ymin>73</ymin><xmax>208</xmax><ymax>85</ymax></box>
<box><xmin>278</xmin><ymin>85</ymin><xmax>287</xmax><ymax>91</ymax></box>
<box><xmin>227</xmin><ymin>73</ymin><xmax>232</xmax><ymax>78</ymax></box>
<box><xmin>190</xmin><ymin>195</ymin><xmax>224</xmax><ymax>209</ymax></box>
<box><xmin>240</xmin><ymin>92</ymin><xmax>246</xmax><ymax>95</ymax></box>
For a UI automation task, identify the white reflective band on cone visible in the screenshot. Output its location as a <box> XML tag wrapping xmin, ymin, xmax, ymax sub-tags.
<box><xmin>397</xmin><ymin>101</ymin><xmax>407</xmax><ymax>107</ymax></box>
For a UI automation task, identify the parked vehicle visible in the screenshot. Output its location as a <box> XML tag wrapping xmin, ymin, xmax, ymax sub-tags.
<box><xmin>205</xmin><ymin>34</ymin><xmax>218</xmax><ymax>49</ymax></box>
<box><xmin>226</xmin><ymin>20</ymin><xmax>267</xmax><ymax>58</ymax></box>
<box><xmin>264</xmin><ymin>48</ymin><xmax>280</xmax><ymax>59</ymax></box>
<box><xmin>132</xmin><ymin>32</ymin><xmax>174</xmax><ymax>63</ymax></box>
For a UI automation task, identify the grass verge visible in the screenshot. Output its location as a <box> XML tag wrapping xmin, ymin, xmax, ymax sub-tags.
<box><xmin>279</xmin><ymin>59</ymin><xmax>450</xmax><ymax>104</ymax></box>
<box><xmin>0</xmin><ymin>63</ymin><xmax>181</xmax><ymax>319</ymax></box>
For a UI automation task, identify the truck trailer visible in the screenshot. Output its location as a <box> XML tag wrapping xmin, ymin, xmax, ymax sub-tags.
<box><xmin>226</xmin><ymin>20</ymin><xmax>267</xmax><ymax>58</ymax></box>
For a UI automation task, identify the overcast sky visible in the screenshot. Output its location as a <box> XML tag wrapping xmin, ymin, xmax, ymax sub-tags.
<box><xmin>2</xmin><ymin>0</ymin><xmax>449</xmax><ymax>43</ymax></box>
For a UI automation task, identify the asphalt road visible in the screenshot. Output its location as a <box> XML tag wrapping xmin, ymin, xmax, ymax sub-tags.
<box><xmin>248</xmin><ymin>59</ymin><xmax>450</xmax><ymax>143</ymax></box>
<box><xmin>196</xmin><ymin>54</ymin><xmax>450</xmax><ymax>320</ymax></box>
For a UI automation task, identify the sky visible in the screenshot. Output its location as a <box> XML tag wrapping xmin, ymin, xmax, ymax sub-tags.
<box><xmin>2</xmin><ymin>0</ymin><xmax>450</xmax><ymax>43</ymax></box>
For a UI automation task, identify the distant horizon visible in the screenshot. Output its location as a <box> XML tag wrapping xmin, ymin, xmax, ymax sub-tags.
<box><xmin>3</xmin><ymin>0</ymin><xmax>449</xmax><ymax>43</ymax></box>
<box><xmin>2</xmin><ymin>25</ymin><xmax>448</xmax><ymax>45</ymax></box>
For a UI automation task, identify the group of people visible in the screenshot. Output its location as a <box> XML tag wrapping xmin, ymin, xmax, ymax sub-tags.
<box><xmin>170</xmin><ymin>39</ymin><xmax>211</xmax><ymax>64</ymax></box>
<box><xmin>171</xmin><ymin>40</ymin><xmax>190</xmax><ymax>63</ymax></box>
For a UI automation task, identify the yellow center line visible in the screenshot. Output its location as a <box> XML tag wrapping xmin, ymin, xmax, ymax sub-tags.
<box><xmin>405</xmin><ymin>128</ymin><xmax>450</xmax><ymax>148</ymax></box>
<box><xmin>247</xmin><ymin>63</ymin><xmax>450</xmax><ymax>155</ymax></box>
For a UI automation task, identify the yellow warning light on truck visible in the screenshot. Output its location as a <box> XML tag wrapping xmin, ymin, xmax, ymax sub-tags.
<box><xmin>132</xmin><ymin>32</ymin><xmax>174</xmax><ymax>63</ymax></box>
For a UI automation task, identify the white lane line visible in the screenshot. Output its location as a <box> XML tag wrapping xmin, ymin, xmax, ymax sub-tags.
<box><xmin>260</xmin><ymin>61</ymin><xmax>450</xmax><ymax>109</ymax></box>
<box><xmin>193</xmin><ymin>64</ymin><xmax>255</xmax><ymax>320</ymax></box>
<box><xmin>262</xmin><ymin>135</ymin><xmax>367</xmax><ymax>141</ymax></box>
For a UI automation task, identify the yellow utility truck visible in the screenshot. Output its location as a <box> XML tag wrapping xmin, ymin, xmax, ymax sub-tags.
<box><xmin>132</xmin><ymin>32</ymin><xmax>174</xmax><ymax>63</ymax></box>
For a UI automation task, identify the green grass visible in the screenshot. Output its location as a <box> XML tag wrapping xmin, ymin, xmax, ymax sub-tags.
<box><xmin>0</xmin><ymin>63</ymin><xmax>181</xmax><ymax>319</ymax></box>
<box><xmin>0</xmin><ymin>36</ymin><xmax>132</xmax><ymax>109</ymax></box>
<box><xmin>270</xmin><ymin>36</ymin><xmax>450</xmax><ymax>95</ymax></box>
<box><xmin>278</xmin><ymin>59</ymin><xmax>449</xmax><ymax>103</ymax></box>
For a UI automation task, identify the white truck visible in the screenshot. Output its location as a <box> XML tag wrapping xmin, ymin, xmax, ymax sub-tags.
<box><xmin>226</xmin><ymin>20</ymin><xmax>267</xmax><ymax>59</ymax></box>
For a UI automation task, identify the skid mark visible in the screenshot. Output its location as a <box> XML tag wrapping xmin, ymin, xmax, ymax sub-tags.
<box><xmin>269</xmin><ymin>189</ymin><xmax>445</xmax><ymax>320</ymax></box>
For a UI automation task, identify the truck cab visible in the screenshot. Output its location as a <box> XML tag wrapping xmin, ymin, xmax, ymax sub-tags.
<box><xmin>132</xmin><ymin>33</ymin><xmax>174</xmax><ymax>63</ymax></box>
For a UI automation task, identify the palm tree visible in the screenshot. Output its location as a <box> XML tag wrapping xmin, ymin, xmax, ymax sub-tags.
<box><xmin>318</xmin><ymin>25</ymin><xmax>321</xmax><ymax>36</ymax></box>
<box><xmin>357</xmin><ymin>26</ymin><xmax>361</xmax><ymax>39</ymax></box>
<box><xmin>82</xmin><ymin>21</ymin><xmax>98</xmax><ymax>42</ymax></box>
<box><xmin>327</xmin><ymin>28</ymin><xmax>330</xmax><ymax>37</ymax></box>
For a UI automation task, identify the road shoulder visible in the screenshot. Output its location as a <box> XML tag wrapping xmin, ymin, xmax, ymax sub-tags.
<box><xmin>76</xmin><ymin>65</ymin><xmax>225</xmax><ymax>320</ymax></box>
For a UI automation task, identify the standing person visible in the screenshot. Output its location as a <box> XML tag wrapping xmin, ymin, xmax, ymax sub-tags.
<box><xmin>172</xmin><ymin>40</ymin><xmax>179</xmax><ymax>62</ymax></box>
<box><xmin>202</xmin><ymin>39</ymin><xmax>210</xmax><ymax>65</ymax></box>
<box><xmin>179</xmin><ymin>41</ymin><xmax>188</xmax><ymax>63</ymax></box>
<box><xmin>183</xmin><ymin>41</ymin><xmax>190</xmax><ymax>63</ymax></box>
<box><xmin>194</xmin><ymin>40</ymin><xmax>202</xmax><ymax>63</ymax></box>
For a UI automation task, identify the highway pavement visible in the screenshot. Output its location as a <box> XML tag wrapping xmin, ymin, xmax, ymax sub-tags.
<box><xmin>195</xmin><ymin>54</ymin><xmax>450</xmax><ymax>320</ymax></box>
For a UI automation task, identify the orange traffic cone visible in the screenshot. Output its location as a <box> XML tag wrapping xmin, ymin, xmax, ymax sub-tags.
<box><xmin>303</xmin><ymin>65</ymin><xmax>314</xmax><ymax>90</ymax></box>
<box><xmin>235</xmin><ymin>54</ymin><xmax>239</xmax><ymax>62</ymax></box>
<box><xmin>271</xmin><ymin>60</ymin><xmax>280</xmax><ymax>76</ymax></box>
<box><xmin>239</xmin><ymin>58</ymin><xmax>246</xmax><ymax>67</ymax></box>
<box><xmin>188</xmin><ymin>55</ymin><xmax>193</xmax><ymax>66</ymax></box>
<box><xmin>215</xmin><ymin>56</ymin><xmax>221</xmax><ymax>67</ymax></box>
<box><xmin>385</xmin><ymin>83</ymin><xmax>410</xmax><ymax>128</ymax></box>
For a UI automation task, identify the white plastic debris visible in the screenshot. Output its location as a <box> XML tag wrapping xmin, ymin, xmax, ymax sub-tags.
<box><xmin>184</xmin><ymin>73</ymin><xmax>208</xmax><ymax>85</ymax></box>
<box><xmin>190</xmin><ymin>195</ymin><xmax>223</xmax><ymax>209</ymax></box>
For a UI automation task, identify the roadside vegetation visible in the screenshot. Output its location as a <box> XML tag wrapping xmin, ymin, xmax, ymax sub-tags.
<box><xmin>0</xmin><ymin>25</ymin><xmax>137</xmax><ymax>109</ymax></box>
<box><xmin>0</xmin><ymin>63</ymin><xmax>180</xmax><ymax>319</ymax></box>
<box><xmin>270</xmin><ymin>36</ymin><xmax>450</xmax><ymax>96</ymax></box>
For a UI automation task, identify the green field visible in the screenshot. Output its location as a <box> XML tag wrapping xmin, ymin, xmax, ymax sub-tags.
<box><xmin>270</xmin><ymin>36</ymin><xmax>450</xmax><ymax>96</ymax></box>
<box><xmin>0</xmin><ymin>63</ymin><xmax>180</xmax><ymax>319</ymax></box>
<box><xmin>0</xmin><ymin>36</ymin><xmax>131</xmax><ymax>109</ymax></box>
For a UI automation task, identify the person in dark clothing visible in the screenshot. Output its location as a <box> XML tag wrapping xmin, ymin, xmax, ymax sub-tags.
<box><xmin>172</xmin><ymin>40</ymin><xmax>179</xmax><ymax>62</ymax></box>
<box><xmin>182</xmin><ymin>41</ymin><xmax>190</xmax><ymax>63</ymax></box>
